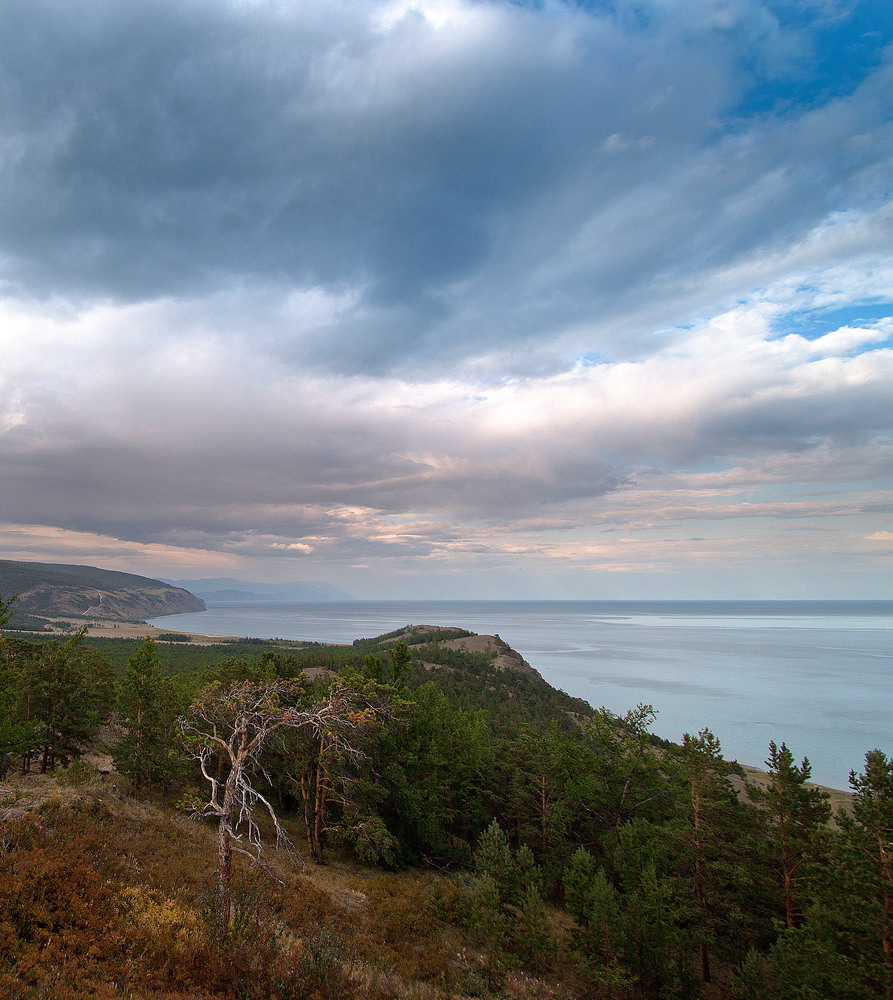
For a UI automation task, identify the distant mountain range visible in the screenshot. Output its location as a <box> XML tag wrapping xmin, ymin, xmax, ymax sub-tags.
<box><xmin>164</xmin><ymin>577</ymin><xmax>355</xmax><ymax>603</ymax></box>
<box><xmin>0</xmin><ymin>560</ymin><xmax>206</xmax><ymax>623</ymax></box>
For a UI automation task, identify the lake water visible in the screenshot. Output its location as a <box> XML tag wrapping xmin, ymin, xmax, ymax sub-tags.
<box><xmin>149</xmin><ymin>600</ymin><xmax>893</xmax><ymax>790</ymax></box>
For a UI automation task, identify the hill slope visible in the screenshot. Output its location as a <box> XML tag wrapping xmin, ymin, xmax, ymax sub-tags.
<box><xmin>0</xmin><ymin>559</ymin><xmax>206</xmax><ymax>624</ymax></box>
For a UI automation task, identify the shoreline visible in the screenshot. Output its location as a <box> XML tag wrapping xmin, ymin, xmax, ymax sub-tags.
<box><xmin>85</xmin><ymin>619</ymin><xmax>241</xmax><ymax>644</ymax></box>
<box><xmin>13</xmin><ymin>617</ymin><xmax>241</xmax><ymax>645</ymax></box>
<box><xmin>17</xmin><ymin>616</ymin><xmax>856</xmax><ymax>799</ymax></box>
<box><xmin>736</xmin><ymin>763</ymin><xmax>852</xmax><ymax>812</ymax></box>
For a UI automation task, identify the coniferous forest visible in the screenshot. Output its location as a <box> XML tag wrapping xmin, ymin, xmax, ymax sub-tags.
<box><xmin>1</xmin><ymin>594</ymin><xmax>891</xmax><ymax>1000</ymax></box>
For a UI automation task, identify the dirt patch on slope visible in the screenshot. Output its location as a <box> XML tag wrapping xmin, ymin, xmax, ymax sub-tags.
<box><xmin>437</xmin><ymin>634</ymin><xmax>541</xmax><ymax>677</ymax></box>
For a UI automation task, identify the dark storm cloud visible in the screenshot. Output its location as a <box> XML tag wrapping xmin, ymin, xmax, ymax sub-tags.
<box><xmin>0</xmin><ymin>0</ymin><xmax>571</xmax><ymax>304</ymax></box>
<box><xmin>2</xmin><ymin>0</ymin><xmax>889</xmax><ymax>376</ymax></box>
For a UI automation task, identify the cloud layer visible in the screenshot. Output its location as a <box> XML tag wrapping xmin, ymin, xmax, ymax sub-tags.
<box><xmin>0</xmin><ymin>0</ymin><xmax>891</xmax><ymax>597</ymax></box>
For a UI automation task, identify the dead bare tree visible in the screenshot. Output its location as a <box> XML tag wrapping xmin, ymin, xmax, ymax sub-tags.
<box><xmin>178</xmin><ymin>678</ymin><xmax>383</xmax><ymax>929</ymax></box>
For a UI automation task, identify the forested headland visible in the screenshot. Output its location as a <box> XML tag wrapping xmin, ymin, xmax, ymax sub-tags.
<box><xmin>1</xmin><ymin>593</ymin><xmax>891</xmax><ymax>1000</ymax></box>
<box><xmin>0</xmin><ymin>559</ymin><xmax>205</xmax><ymax>628</ymax></box>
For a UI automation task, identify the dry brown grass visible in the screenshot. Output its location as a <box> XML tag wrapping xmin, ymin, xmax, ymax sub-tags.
<box><xmin>1</xmin><ymin>783</ymin><xmax>570</xmax><ymax>1000</ymax></box>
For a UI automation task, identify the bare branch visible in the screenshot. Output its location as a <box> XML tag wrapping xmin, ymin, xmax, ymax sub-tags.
<box><xmin>178</xmin><ymin>678</ymin><xmax>390</xmax><ymax>928</ymax></box>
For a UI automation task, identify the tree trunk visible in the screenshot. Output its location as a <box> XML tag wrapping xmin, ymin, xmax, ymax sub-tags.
<box><xmin>301</xmin><ymin>767</ymin><xmax>325</xmax><ymax>865</ymax></box>
<box><xmin>540</xmin><ymin>773</ymin><xmax>548</xmax><ymax>857</ymax></box>
<box><xmin>217</xmin><ymin>756</ymin><xmax>240</xmax><ymax>930</ymax></box>
<box><xmin>300</xmin><ymin>770</ymin><xmax>316</xmax><ymax>859</ymax></box>
<box><xmin>779</xmin><ymin>822</ymin><xmax>798</xmax><ymax>929</ymax></box>
<box><xmin>300</xmin><ymin>734</ymin><xmax>334</xmax><ymax>865</ymax></box>
<box><xmin>312</xmin><ymin>754</ymin><xmax>329</xmax><ymax>864</ymax></box>
<box><xmin>692</xmin><ymin>788</ymin><xmax>711</xmax><ymax>983</ymax></box>
<box><xmin>218</xmin><ymin>820</ymin><xmax>233</xmax><ymax>930</ymax></box>
<box><xmin>783</xmin><ymin>864</ymin><xmax>795</xmax><ymax>929</ymax></box>
<box><xmin>699</xmin><ymin>940</ymin><xmax>711</xmax><ymax>984</ymax></box>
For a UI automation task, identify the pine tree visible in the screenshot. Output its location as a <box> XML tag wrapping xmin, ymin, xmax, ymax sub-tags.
<box><xmin>751</xmin><ymin>741</ymin><xmax>830</xmax><ymax>927</ymax></box>
<box><xmin>359</xmin><ymin>682</ymin><xmax>494</xmax><ymax>860</ymax></box>
<box><xmin>849</xmin><ymin>750</ymin><xmax>893</xmax><ymax>994</ymax></box>
<box><xmin>21</xmin><ymin>631</ymin><xmax>112</xmax><ymax>772</ymax></box>
<box><xmin>501</xmin><ymin>726</ymin><xmax>589</xmax><ymax>872</ymax></box>
<box><xmin>734</xmin><ymin>751</ymin><xmax>893</xmax><ymax>1000</ymax></box>
<box><xmin>562</xmin><ymin>848</ymin><xmax>626</xmax><ymax>970</ymax></box>
<box><xmin>474</xmin><ymin>819</ymin><xmax>525</xmax><ymax>905</ymax></box>
<box><xmin>564</xmin><ymin>836</ymin><xmax>690</xmax><ymax>995</ymax></box>
<box><xmin>514</xmin><ymin>880</ymin><xmax>555</xmax><ymax>970</ymax></box>
<box><xmin>113</xmin><ymin>637</ymin><xmax>177</xmax><ymax>788</ymax></box>
<box><xmin>465</xmin><ymin>820</ymin><xmax>550</xmax><ymax>963</ymax></box>
<box><xmin>582</xmin><ymin>703</ymin><xmax>670</xmax><ymax>829</ymax></box>
<box><xmin>669</xmin><ymin>728</ymin><xmax>768</xmax><ymax>983</ymax></box>
<box><xmin>280</xmin><ymin>671</ymin><xmax>395</xmax><ymax>865</ymax></box>
<box><xmin>624</xmin><ymin>860</ymin><xmax>695</xmax><ymax>999</ymax></box>
<box><xmin>387</xmin><ymin>640</ymin><xmax>412</xmax><ymax>686</ymax></box>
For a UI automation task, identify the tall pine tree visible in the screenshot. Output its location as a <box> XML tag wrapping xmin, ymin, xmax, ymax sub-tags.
<box><xmin>20</xmin><ymin>631</ymin><xmax>112</xmax><ymax>772</ymax></box>
<box><xmin>669</xmin><ymin>728</ymin><xmax>769</xmax><ymax>984</ymax></box>
<box><xmin>113</xmin><ymin>637</ymin><xmax>178</xmax><ymax>788</ymax></box>
<box><xmin>850</xmin><ymin>750</ymin><xmax>893</xmax><ymax>994</ymax></box>
<box><xmin>750</xmin><ymin>741</ymin><xmax>830</xmax><ymax>928</ymax></box>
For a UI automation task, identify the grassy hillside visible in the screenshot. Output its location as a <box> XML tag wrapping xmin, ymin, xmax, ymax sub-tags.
<box><xmin>0</xmin><ymin>785</ymin><xmax>571</xmax><ymax>1000</ymax></box>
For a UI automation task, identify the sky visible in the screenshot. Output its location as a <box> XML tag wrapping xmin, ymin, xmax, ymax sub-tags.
<box><xmin>0</xmin><ymin>0</ymin><xmax>891</xmax><ymax>600</ymax></box>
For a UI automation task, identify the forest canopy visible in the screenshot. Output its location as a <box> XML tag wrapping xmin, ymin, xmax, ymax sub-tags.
<box><xmin>1</xmin><ymin>600</ymin><xmax>891</xmax><ymax>1000</ymax></box>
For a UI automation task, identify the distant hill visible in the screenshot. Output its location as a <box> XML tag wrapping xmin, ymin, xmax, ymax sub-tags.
<box><xmin>0</xmin><ymin>559</ymin><xmax>206</xmax><ymax>624</ymax></box>
<box><xmin>166</xmin><ymin>577</ymin><xmax>354</xmax><ymax>602</ymax></box>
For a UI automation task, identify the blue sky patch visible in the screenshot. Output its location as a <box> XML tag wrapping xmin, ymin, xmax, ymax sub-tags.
<box><xmin>775</xmin><ymin>302</ymin><xmax>893</xmax><ymax>341</ymax></box>
<box><xmin>731</xmin><ymin>0</ymin><xmax>893</xmax><ymax>118</ymax></box>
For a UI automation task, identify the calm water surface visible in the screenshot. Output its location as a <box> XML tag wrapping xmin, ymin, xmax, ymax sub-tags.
<box><xmin>150</xmin><ymin>600</ymin><xmax>893</xmax><ymax>790</ymax></box>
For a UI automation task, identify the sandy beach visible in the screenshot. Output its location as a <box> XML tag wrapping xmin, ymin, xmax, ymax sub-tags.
<box><xmin>736</xmin><ymin>763</ymin><xmax>852</xmax><ymax>813</ymax></box>
<box><xmin>32</xmin><ymin>617</ymin><xmax>239</xmax><ymax>645</ymax></box>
